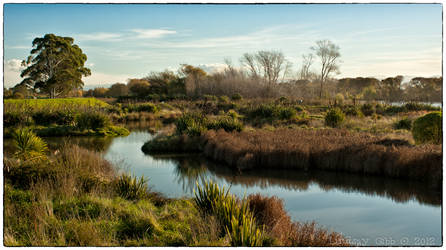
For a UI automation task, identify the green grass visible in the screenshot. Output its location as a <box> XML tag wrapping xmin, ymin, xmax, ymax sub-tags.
<box><xmin>5</xmin><ymin>98</ymin><xmax>110</xmax><ymax>110</ymax></box>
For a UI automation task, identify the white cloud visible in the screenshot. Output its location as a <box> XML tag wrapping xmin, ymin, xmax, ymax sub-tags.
<box><xmin>77</xmin><ymin>32</ymin><xmax>122</xmax><ymax>42</ymax></box>
<box><xmin>130</xmin><ymin>29</ymin><xmax>177</xmax><ymax>39</ymax></box>
<box><xmin>197</xmin><ymin>63</ymin><xmax>228</xmax><ymax>74</ymax></box>
<box><xmin>82</xmin><ymin>71</ymin><xmax>133</xmax><ymax>86</ymax></box>
<box><xmin>4</xmin><ymin>59</ymin><xmax>25</xmax><ymax>88</ymax></box>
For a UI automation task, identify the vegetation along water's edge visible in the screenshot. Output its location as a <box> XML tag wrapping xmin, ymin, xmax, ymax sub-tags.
<box><xmin>142</xmin><ymin>127</ymin><xmax>442</xmax><ymax>189</ymax></box>
<box><xmin>4</xmin><ymin>129</ymin><xmax>350</xmax><ymax>246</ymax></box>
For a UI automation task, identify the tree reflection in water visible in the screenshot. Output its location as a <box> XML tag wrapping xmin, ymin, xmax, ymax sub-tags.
<box><xmin>166</xmin><ymin>155</ymin><xmax>441</xmax><ymax>206</ymax></box>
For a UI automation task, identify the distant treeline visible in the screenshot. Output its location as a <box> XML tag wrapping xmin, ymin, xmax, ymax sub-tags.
<box><xmin>6</xmin><ymin>65</ymin><xmax>442</xmax><ymax>103</ymax></box>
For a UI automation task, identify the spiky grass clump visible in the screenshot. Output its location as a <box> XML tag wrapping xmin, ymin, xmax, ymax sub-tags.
<box><xmin>12</xmin><ymin>128</ymin><xmax>48</xmax><ymax>161</ymax></box>
<box><xmin>114</xmin><ymin>174</ymin><xmax>150</xmax><ymax>200</ymax></box>
<box><xmin>193</xmin><ymin>181</ymin><xmax>265</xmax><ymax>246</ymax></box>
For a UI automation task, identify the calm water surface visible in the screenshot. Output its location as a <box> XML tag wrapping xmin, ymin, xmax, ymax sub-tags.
<box><xmin>19</xmin><ymin>126</ymin><xmax>442</xmax><ymax>246</ymax></box>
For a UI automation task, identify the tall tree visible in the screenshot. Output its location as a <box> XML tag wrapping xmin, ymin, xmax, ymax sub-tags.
<box><xmin>299</xmin><ymin>53</ymin><xmax>314</xmax><ymax>80</ymax></box>
<box><xmin>311</xmin><ymin>40</ymin><xmax>341</xmax><ymax>99</ymax></box>
<box><xmin>19</xmin><ymin>34</ymin><xmax>91</xmax><ymax>98</ymax></box>
<box><xmin>240</xmin><ymin>50</ymin><xmax>291</xmax><ymax>86</ymax></box>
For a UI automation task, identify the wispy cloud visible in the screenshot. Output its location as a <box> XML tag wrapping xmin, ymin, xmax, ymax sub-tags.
<box><xmin>77</xmin><ymin>32</ymin><xmax>123</xmax><ymax>42</ymax></box>
<box><xmin>130</xmin><ymin>29</ymin><xmax>177</xmax><ymax>39</ymax></box>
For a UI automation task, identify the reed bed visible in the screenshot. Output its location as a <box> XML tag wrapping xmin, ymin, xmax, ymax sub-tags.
<box><xmin>202</xmin><ymin>129</ymin><xmax>442</xmax><ymax>189</ymax></box>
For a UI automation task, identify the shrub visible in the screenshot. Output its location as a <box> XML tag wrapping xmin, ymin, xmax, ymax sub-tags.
<box><xmin>394</xmin><ymin>117</ymin><xmax>412</xmax><ymax>130</ymax></box>
<box><xmin>4</xmin><ymin>112</ymin><xmax>31</xmax><ymax>127</ymax></box>
<box><xmin>343</xmin><ymin>106</ymin><xmax>363</xmax><ymax>117</ymax></box>
<box><xmin>12</xmin><ymin>128</ymin><xmax>48</xmax><ymax>161</ymax></box>
<box><xmin>360</xmin><ymin>103</ymin><xmax>374</xmax><ymax>116</ymax></box>
<box><xmin>32</xmin><ymin>111</ymin><xmax>75</xmax><ymax>126</ymax></box>
<box><xmin>231</xmin><ymin>93</ymin><xmax>243</xmax><ymax>101</ymax></box>
<box><xmin>136</xmin><ymin>103</ymin><xmax>159</xmax><ymax>113</ymax></box>
<box><xmin>249</xmin><ymin>104</ymin><xmax>296</xmax><ymax>120</ymax></box>
<box><xmin>218</xmin><ymin>95</ymin><xmax>230</xmax><ymax>103</ymax></box>
<box><xmin>405</xmin><ymin>102</ymin><xmax>440</xmax><ymax>112</ymax></box>
<box><xmin>279</xmin><ymin>107</ymin><xmax>297</xmax><ymax>120</ymax></box>
<box><xmin>76</xmin><ymin>112</ymin><xmax>111</xmax><ymax>130</ymax></box>
<box><xmin>277</xmin><ymin>96</ymin><xmax>288</xmax><ymax>103</ymax></box>
<box><xmin>384</xmin><ymin>105</ymin><xmax>406</xmax><ymax>115</ymax></box>
<box><xmin>412</xmin><ymin>112</ymin><xmax>442</xmax><ymax>144</ymax></box>
<box><xmin>175</xmin><ymin>112</ymin><xmax>208</xmax><ymax>136</ymax></box>
<box><xmin>203</xmin><ymin>95</ymin><xmax>218</xmax><ymax>101</ymax></box>
<box><xmin>324</xmin><ymin>108</ymin><xmax>345</xmax><ymax>128</ymax></box>
<box><xmin>194</xmin><ymin>181</ymin><xmax>265</xmax><ymax>246</ymax></box>
<box><xmin>208</xmin><ymin>116</ymin><xmax>243</xmax><ymax>132</ymax></box>
<box><xmin>375</xmin><ymin>103</ymin><xmax>386</xmax><ymax>115</ymax></box>
<box><xmin>114</xmin><ymin>174</ymin><xmax>149</xmax><ymax>200</ymax></box>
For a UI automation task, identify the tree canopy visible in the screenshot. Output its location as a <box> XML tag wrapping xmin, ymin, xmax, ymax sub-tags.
<box><xmin>19</xmin><ymin>34</ymin><xmax>91</xmax><ymax>98</ymax></box>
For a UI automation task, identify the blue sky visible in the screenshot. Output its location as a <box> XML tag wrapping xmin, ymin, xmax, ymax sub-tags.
<box><xmin>3</xmin><ymin>3</ymin><xmax>442</xmax><ymax>88</ymax></box>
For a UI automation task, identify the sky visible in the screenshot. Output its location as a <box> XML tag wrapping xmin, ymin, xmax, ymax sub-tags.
<box><xmin>3</xmin><ymin>3</ymin><xmax>443</xmax><ymax>88</ymax></box>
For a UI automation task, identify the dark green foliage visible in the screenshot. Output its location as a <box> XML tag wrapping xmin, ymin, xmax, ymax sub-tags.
<box><xmin>394</xmin><ymin>117</ymin><xmax>412</xmax><ymax>130</ymax></box>
<box><xmin>384</xmin><ymin>105</ymin><xmax>406</xmax><ymax>115</ymax></box>
<box><xmin>76</xmin><ymin>112</ymin><xmax>111</xmax><ymax>130</ymax></box>
<box><xmin>374</xmin><ymin>103</ymin><xmax>386</xmax><ymax>115</ymax></box>
<box><xmin>175</xmin><ymin>112</ymin><xmax>209</xmax><ymax>136</ymax></box>
<box><xmin>279</xmin><ymin>107</ymin><xmax>297</xmax><ymax>120</ymax></box>
<box><xmin>114</xmin><ymin>174</ymin><xmax>149</xmax><ymax>200</ymax></box>
<box><xmin>360</xmin><ymin>103</ymin><xmax>375</xmax><ymax>116</ymax></box>
<box><xmin>208</xmin><ymin>116</ymin><xmax>243</xmax><ymax>132</ymax></box>
<box><xmin>343</xmin><ymin>106</ymin><xmax>362</xmax><ymax>117</ymax></box>
<box><xmin>141</xmin><ymin>135</ymin><xmax>201</xmax><ymax>154</ymax></box>
<box><xmin>294</xmin><ymin>105</ymin><xmax>304</xmax><ymax>112</ymax></box>
<box><xmin>249</xmin><ymin>104</ymin><xmax>296</xmax><ymax>120</ymax></box>
<box><xmin>404</xmin><ymin>102</ymin><xmax>440</xmax><ymax>112</ymax></box>
<box><xmin>412</xmin><ymin>112</ymin><xmax>442</xmax><ymax>144</ymax></box>
<box><xmin>4</xmin><ymin>112</ymin><xmax>31</xmax><ymax>127</ymax></box>
<box><xmin>32</xmin><ymin>110</ymin><xmax>75</xmax><ymax>126</ymax></box>
<box><xmin>19</xmin><ymin>34</ymin><xmax>91</xmax><ymax>98</ymax></box>
<box><xmin>324</xmin><ymin>108</ymin><xmax>345</xmax><ymax>128</ymax></box>
<box><xmin>231</xmin><ymin>93</ymin><xmax>243</xmax><ymax>101</ymax></box>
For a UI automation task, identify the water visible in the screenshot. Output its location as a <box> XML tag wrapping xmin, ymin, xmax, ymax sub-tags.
<box><xmin>5</xmin><ymin>126</ymin><xmax>442</xmax><ymax>246</ymax></box>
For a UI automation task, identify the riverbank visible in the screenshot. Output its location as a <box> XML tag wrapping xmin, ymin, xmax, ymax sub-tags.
<box><xmin>142</xmin><ymin>128</ymin><xmax>442</xmax><ymax>189</ymax></box>
<box><xmin>4</xmin><ymin>133</ymin><xmax>349</xmax><ymax>246</ymax></box>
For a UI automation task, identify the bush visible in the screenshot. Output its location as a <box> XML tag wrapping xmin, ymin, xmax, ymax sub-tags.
<box><xmin>208</xmin><ymin>116</ymin><xmax>243</xmax><ymax>132</ymax></box>
<box><xmin>343</xmin><ymin>106</ymin><xmax>363</xmax><ymax>117</ymax></box>
<box><xmin>231</xmin><ymin>93</ymin><xmax>243</xmax><ymax>101</ymax></box>
<box><xmin>412</xmin><ymin>112</ymin><xmax>442</xmax><ymax>144</ymax></box>
<box><xmin>32</xmin><ymin>111</ymin><xmax>75</xmax><ymax>126</ymax></box>
<box><xmin>360</xmin><ymin>104</ymin><xmax>375</xmax><ymax>116</ymax></box>
<box><xmin>394</xmin><ymin>117</ymin><xmax>412</xmax><ymax>130</ymax></box>
<box><xmin>4</xmin><ymin>112</ymin><xmax>31</xmax><ymax>127</ymax></box>
<box><xmin>404</xmin><ymin>102</ymin><xmax>440</xmax><ymax>112</ymax></box>
<box><xmin>114</xmin><ymin>174</ymin><xmax>149</xmax><ymax>200</ymax></box>
<box><xmin>324</xmin><ymin>108</ymin><xmax>345</xmax><ymax>128</ymax></box>
<box><xmin>249</xmin><ymin>104</ymin><xmax>295</xmax><ymax>120</ymax></box>
<box><xmin>218</xmin><ymin>95</ymin><xmax>230</xmax><ymax>103</ymax></box>
<box><xmin>76</xmin><ymin>112</ymin><xmax>111</xmax><ymax>130</ymax></box>
<box><xmin>136</xmin><ymin>103</ymin><xmax>159</xmax><ymax>113</ymax></box>
<box><xmin>175</xmin><ymin>112</ymin><xmax>208</xmax><ymax>136</ymax></box>
<box><xmin>193</xmin><ymin>181</ymin><xmax>265</xmax><ymax>246</ymax></box>
<box><xmin>279</xmin><ymin>107</ymin><xmax>297</xmax><ymax>120</ymax></box>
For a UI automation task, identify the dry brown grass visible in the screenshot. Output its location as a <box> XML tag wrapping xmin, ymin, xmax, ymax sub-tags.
<box><xmin>247</xmin><ymin>194</ymin><xmax>350</xmax><ymax>246</ymax></box>
<box><xmin>202</xmin><ymin>128</ymin><xmax>442</xmax><ymax>189</ymax></box>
